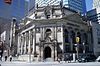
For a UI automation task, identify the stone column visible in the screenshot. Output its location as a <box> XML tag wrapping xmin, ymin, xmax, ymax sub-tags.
<box><xmin>24</xmin><ymin>33</ymin><xmax>27</xmax><ymax>54</ymax></box>
<box><xmin>61</xmin><ymin>24</ymin><xmax>64</xmax><ymax>52</ymax></box>
<box><xmin>22</xmin><ymin>33</ymin><xmax>24</xmax><ymax>54</ymax></box>
<box><xmin>22</xmin><ymin>33</ymin><xmax>25</xmax><ymax>54</ymax></box>
<box><xmin>33</xmin><ymin>28</ymin><xmax>36</xmax><ymax>56</ymax></box>
<box><xmin>26</xmin><ymin>32</ymin><xmax>28</xmax><ymax>54</ymax></box>
<box><xmin>21</xmin><ymin>34</ymin><xmax>24</xmax><ymax>54</ymax></box>
<box><xmin>41</xmin><ymin>45</ymin><xmax>44</xmax><ymax>61</ymax></box>
<box><xmin>38</xmin><ymin>40</ymin><xmax>43</xmax><ymax>61</ymax></box>
<box><xmin>53</xmin><ymin>27</ymin><xmax>55</xmax><ymax>40</ymax></box>
<box><xmin>30</xmin><ymin>30</ymin><xmax>33</xmax><ymax>54</ymax></box>
<box><xmin>54</xmin><ymin>43</ymin><xmax>57</xmax><ymax>61</ymax></box>
<box><xmin>43</xmin><ymin>27</ymin><xmax>45</xmax><ymax>40</ymax></box>
<box><xmin>55</xmin><ymin>26</ymin><xmax>57</xmax><ymax>39</ymax></box>
<box><xmin>28</xmin><ymin>31</ymin><xmax>32</xmax><ymax>62</ymax></box>
<box><xmin>40</xmin><ymin>27</ymin><xmax>43</xmax><ymax>39</ymax></box>
<box><xmin>28</xmin><ymin>31</ymin><xmax>31</xmax><ymax>54</ymax></box>
<box><xmin>54</xmin><ymin>26</ymin><xmax>57</xmax><ymax>61</ymax></box>
<box><xmin>32</xmin><ymin>29</ymin><xmax>35</xmax><ymax>54</ymax></box>
<box><xmin>51</xmin><ymin>46</ymin><xmax>54</xmax><ymax>60</ymax></box>
<box><xmin>17</xmin><ymin>34</ymin><xmax>21</xmax><ymax>54</ymax></box>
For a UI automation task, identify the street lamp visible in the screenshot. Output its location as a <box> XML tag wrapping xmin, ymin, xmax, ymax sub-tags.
<box><xmin>75</xmin><ymin>37</ymin><xmax>80</xmax><ymax>61</ymax></box>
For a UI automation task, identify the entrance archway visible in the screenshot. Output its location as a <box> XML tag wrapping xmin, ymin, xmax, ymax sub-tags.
<box><xmin>44</xmin><ymin>46</ymin><xmax>51</xmax><ymax>59</ymax></box>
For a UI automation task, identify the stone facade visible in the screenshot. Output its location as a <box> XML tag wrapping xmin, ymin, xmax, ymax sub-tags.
<box><xmin>90</xmin><ymin>22</ymin><xmax>100</xmax><ymax>56</ymax></box>
<box><xmin>17</xmin><ymin>5</ymin><xmax>91</xmax><ymax>61</ymax></box>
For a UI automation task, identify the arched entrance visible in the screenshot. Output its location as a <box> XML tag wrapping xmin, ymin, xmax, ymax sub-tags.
<box><xmin>44</xmin><ymin>46</ymin><xmax>51</xmax><ymax>59</ymax></box>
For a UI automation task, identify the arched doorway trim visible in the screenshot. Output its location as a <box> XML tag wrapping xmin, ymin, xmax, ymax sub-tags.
<box><xmin>44</xmin><ymin>46</ymin><xmax>52</xmax><ymax>59</ymax></box>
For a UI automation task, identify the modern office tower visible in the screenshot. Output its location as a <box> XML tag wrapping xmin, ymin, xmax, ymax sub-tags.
<box><xmin>0</xmin><ymin>0</ymin><xmax>35</xmax><ymax>20</ymax></box>
<box><xmin>0</xmin><ymin>0</ymin><xmax>11</xmax><ymax>19</ymax></box>
<box><xmin>93</xmin><ymin>0</ymin><xmax>100</xmax><ymax>8</ymax></box>
<box><xmin>87</xmin><ymin>8</ymin><xmax>100</xmax><ymax>24</ymax></box>
<box><xmin>87</xmin><ymin>0</ymin><xmax>100</xmax><ymax>24</ymax></box>
<box><xmin>11</xmin><ymin>0</ymin><xmax>35</xmax><ymax>20</ymax></box>
<box><xmin>35</xmin><ymin>0</ymin><xmax>86</xmax><ymax>14</ymax></box>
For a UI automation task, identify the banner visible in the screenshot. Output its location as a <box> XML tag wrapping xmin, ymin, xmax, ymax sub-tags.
<box><xmin>4</xmin><ymin>0</ymin><xmax>12</xmax><ymax>4</ymax></box>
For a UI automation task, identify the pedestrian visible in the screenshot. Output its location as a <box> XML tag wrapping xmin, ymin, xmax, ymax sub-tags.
<box><xmin>69</xmin><ymin>54</ymin><xmax>72</xmax><ymax>63</ymax></box>
<box><xmin>58</xmin><ymin>54</ymin><xmax>62</xmax><ymax>63</ymax></box>
<box><xmin>58</xmin><ymin>54</ymin><xmax>60</xmax><ymax>63</ymax></box>
<box><xmin>64</xmin><ymin>54</ymin><xmax>68</xmax><ymax>62</ymax></box>
<box><xmin>5</xmin><ymin>56</ymin><xmax>7</xmax><ymax>61</ymax></box>
<box><xmin>4</xmin><ymin>50</ymin><xmax>8</xmax><ymax>61</ymax></box>
<box><xmin>9</xmin><ymin>55</ymin><xmax>12</xmax><ymax>61</ymax></box>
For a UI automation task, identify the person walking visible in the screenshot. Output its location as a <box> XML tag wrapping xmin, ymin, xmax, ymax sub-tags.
<box><xmin>9</xmin><ymin>55</ymin><xmax>12</xmax><ymax>61</ymax></box>
<box><xmin>4</xmin><ymin>50</ymin><xmax>8</xmax><ymax>61</ymax></box>
<box><xmin>5</xmin><ymin>55</ymin><xmax>7</xmax><ymax>61</ymax></box>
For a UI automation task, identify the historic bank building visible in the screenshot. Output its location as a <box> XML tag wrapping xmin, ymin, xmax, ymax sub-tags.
<box><xmin>17</xmin><ymin>5</ymin><xmax>92</xmax><ymax>61</ymax></box>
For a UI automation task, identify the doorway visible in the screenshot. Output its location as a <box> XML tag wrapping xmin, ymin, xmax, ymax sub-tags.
<box><xmin>44</xmin><ymin>46</ymin><xmax>51</xmax><ymax>59</ymax></box>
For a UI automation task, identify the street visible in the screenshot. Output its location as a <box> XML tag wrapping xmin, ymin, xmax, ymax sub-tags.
<box><xmin>0</xmin><ymin>61</ymin><xmax>100</xmax><ymax>66</ymax></box>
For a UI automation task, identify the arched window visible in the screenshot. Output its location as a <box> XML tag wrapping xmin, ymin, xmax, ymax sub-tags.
<box><xmin>46</xmin><ymin>29</ymin><xmax>51</xmax><ymax>33</ymax></box>
<box><xmin>45</xmin><ymin>29</ymin><xmax>52</xmax><ymax>37</ymax></box>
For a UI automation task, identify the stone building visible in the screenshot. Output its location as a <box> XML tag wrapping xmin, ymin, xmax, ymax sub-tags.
<box><xmin>0</xmin><ymin>17</ymin><xmax>11</xmax><ymax>56</ymax></box>
<box><xmin>0</xmin><ymin>17</ymin><xmax>18</xmax><ymax>56</ymax></box>
<box><xmin>90</xmin><ymin>22</ymin><xmax>100</xmax><ymax>56</ymax></box>
<box><xmin>17</xmin><ymin>5</ymin><xmax>91</xmax><ymax>61</ymax></box>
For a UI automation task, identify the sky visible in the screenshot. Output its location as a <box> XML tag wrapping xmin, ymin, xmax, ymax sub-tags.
<box><xmin>86</xmin><ymin>0</ymin><xmax>93</xmax><ymax>11</ymax></box>
<box><xmin>0</xmin><ymin>0</ymin><xmax>93</xmax><ymax>20</ymax></box>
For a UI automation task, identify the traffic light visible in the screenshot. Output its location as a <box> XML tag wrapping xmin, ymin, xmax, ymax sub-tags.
<box><xmin>4</xmin><ymin>0</ymin><xmax>12</xmax><ymax>4</ymax></box>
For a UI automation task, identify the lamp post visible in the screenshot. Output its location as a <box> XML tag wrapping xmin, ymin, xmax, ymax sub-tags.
<box><xmin>76</xmin><ymin>37</ymin><xmax>80</xmax><ymax>60</ymax></box>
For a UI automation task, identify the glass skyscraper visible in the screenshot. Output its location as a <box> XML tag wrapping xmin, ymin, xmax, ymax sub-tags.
<box><xmin>35</xmin><ymin>0</ymin><xmax>86</xmax><ymax>14</ymax></box>
<box><xmin>0</xmin><ymin>0</ymin><xmax>35</xmax><ymax>20</ymax></box>
<box><xmin>93</xmin><ymin>0</ymin><xmax>100</xmax><ymax>8</ymax></box>
<box><xmin>87</xmin><ymin>0</ymin><xmax>100</xmax><ymax>24</ymax></box>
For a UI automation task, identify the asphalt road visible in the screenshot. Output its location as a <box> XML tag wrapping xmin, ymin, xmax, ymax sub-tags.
<box><xmin>0</xmin><ymin>62</ymin><xmax>100</xmax><ymax>66</ymax></box>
